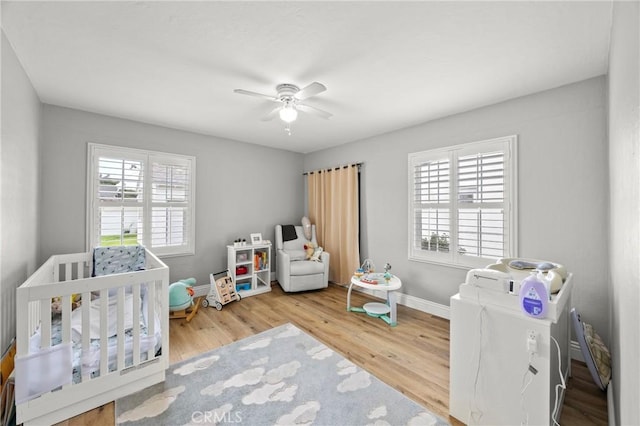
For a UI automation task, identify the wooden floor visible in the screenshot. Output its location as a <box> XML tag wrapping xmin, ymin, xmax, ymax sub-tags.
<box><xmin>60</xmin><ymin>283</ymin><xmax>607</xmax><ymax>425</ymax></box>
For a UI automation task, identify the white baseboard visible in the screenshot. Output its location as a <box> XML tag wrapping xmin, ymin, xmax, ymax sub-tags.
<box><xmin>571</xmin><ymin>340</ymin><xmax>584</xmax><ymax>362</ymax></box>
<box><xmin>352</xmin><ymin>287</ymin><xmax>450</xmax><ymax>320</ymax></box>
<box><xmin>193</xmin><ymin>284</ymin><xmax>210</xmax><ymax>298</ymax></box>
<box><xmin>607</xmin><ymin>380</ymin><xmax>615</xmax><ymax>426</ymax></box>
<box><xmin>352</xmin><ymin>286</ymin><xmax>586</xmax><ymax>361</ymax></box>
<box><xmin>397</xmin><ymin>292</ymin><xmax>451</xmax><ymax>320</ymax></box>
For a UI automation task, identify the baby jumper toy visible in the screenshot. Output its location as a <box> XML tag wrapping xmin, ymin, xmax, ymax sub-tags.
<box><xmin>202</xmin><ymin>270</ymin><xmax>241</xmax><ymax>310</ymax></box>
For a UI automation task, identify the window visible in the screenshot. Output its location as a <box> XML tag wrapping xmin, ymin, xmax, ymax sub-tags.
<box><xmin>87</xmin><ymin>143</ymin><xmax>196</xmax><ymax>257</ymax></box>
<box><xmin>408</xmin><ymin>135</ymin><xmax>517</xmax><ymax>268</ymax></box>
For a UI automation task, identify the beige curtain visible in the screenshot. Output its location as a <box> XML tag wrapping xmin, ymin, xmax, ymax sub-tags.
<box><xmin>308</xmin><ymin>165</ymin><xmax>360</xmax><ymax>285</ymax></box>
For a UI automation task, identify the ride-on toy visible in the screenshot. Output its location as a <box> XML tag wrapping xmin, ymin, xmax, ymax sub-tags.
<box><xmin>169</xmin><ymin>278</ymin><xmax>201</xmax><ymax>322</ymax></box>
<box><xmin>202</xmin><ymin>269</ymin><xmax>241</xmax><ymax>310</ymax></box>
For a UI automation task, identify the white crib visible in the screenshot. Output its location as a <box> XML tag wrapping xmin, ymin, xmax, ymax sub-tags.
<box><xmin>15</xmin><ymin>248</ymin><xmax>169</xmax><ymax>425</ymax></box>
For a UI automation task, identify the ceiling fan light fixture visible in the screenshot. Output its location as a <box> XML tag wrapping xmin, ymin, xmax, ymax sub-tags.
<box><xmin>234</xmin><ymin>82</ymin><xmax>331</xmax><ymax>124</ymax></box>
<box><xmin>279</xmin><ymin>104</ymin><xmax>298</xmax><ymax>123</ymax></box>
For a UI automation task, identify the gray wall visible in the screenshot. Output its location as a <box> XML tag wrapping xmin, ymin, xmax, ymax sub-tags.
<box><xmin>40</xmin><ymin>105</ymin><xmax>304</xmax><ymax>285</ymax></box>
<box><xmin>1</xmin><ymin>32</ymin><xmax>42</xmax><ymax>352</ymax></box>
<box><xmin>608</xmin><ymin>1</ymin><xmax>639</xmax><ymax>424</ymax></box>
<box><xmin>304</xmin><ymin>77</ymin><xmax>610</xmax><ymax>343</ymax></box>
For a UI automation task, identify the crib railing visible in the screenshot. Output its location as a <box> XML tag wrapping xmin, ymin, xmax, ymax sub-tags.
<box><xmin>16</xmin><ymin>248</ymin><xmax>169</xmax><ymax>389</ymax></box>
<box><xmin>15</xmin><ymin>248</ymin><xmax>169</xmax><ymax>425</ymax></box>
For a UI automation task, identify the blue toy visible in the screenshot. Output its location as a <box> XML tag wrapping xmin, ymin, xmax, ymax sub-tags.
<box><xmin>169</xmin><ymin>277</ymin><xmax>200</xmax><ymax>322</ymax></box>
<box><xmin>236</xmin><ymin>283</ymin><xmax>251</xmax><ymax>292</ymax></box>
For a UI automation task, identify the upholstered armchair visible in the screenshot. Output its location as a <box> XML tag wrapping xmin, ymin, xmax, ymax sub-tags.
<box><xmin>275</xmin><ymin>224</ymin><xmax>330</xmax><ymax>292</ymax></box>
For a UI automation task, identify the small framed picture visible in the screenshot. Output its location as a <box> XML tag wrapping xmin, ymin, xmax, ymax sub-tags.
<box><xmin>250</xmin><ymin>233</ymin><xmax>263</xmax><ymax>245</ymax></box>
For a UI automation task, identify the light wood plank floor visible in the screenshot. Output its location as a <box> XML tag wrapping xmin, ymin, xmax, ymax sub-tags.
<box><xmin>59</xmin><ymin>283</ymin><xmax>607</xmax><ymax>425</ymax></box>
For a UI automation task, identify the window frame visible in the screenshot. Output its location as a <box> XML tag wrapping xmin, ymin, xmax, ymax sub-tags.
<box><xmin>87</xmin><ymin>143</ymin><xmax>196</xmax><ymax>257</ymax></box>
<box><xmin>408</xmin><ymin>135</ymin><xmax>518</xmax><ymax>268</ymax></box>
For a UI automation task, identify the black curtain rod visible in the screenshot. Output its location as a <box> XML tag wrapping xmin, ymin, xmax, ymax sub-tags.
<box><xmin>303</xmin><ymin>162</ymin><xmax>362</xmax><ymax>176</ymax></box>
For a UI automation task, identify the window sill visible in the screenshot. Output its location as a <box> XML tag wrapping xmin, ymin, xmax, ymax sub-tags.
<box><xmin>154</xmin><ymin>249</ymin><xmax>195</xmax><ymax>259</ymax></box>
<box><xmin>408</xmin><ymin>254</ymin><xmax>494</xmax><ymax>271</ymax></box>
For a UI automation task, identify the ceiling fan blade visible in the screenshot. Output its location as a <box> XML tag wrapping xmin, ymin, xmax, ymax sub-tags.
<box><xmin>234</xmin><ymin>89</ymin><xmax>279</xmax><ymax>102</ymax></box>
<box><xmin>295</xmin><ymin>82</ymin><xmax>326</xmax><ymax>100</ymax></box>
<box><xmin>297</xmin><ymin>103</ymin><xmax>332</xmax><ymax>120</ymax></box>
<box><xmin>261</xmin><ymin>106</ymin><xmax>281</xmax><ymax>121</ymax></box>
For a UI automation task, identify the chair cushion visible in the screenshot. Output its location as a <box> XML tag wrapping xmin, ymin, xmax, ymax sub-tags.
<box><xmin>283</xmin><ymin>239</ymin><xmax>305</xmax><ymax>252</ymax></box>
<box><xmin>282</xmin><ymin>226</ymin><xmax>311</xmax><ymax>252</ymax></box>
<box><xmin>290</xmin><ymin>260</ymin><xmax>325</xmax><ymax>275</ymax></box>
<box><xmin>286</xmin><ymin>250</ymin><xmax>307</xmax><ymax>261</ymax></box>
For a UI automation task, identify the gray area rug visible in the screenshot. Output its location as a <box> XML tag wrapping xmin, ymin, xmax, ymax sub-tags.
<box><xmin>115</xmin><ymin>323</ymin><xmax>448</xmax><ymax>425</ymax></box>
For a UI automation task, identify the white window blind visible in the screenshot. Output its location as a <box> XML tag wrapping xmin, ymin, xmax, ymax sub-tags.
<box><xmin>408</xmin><ymin>136</ymin><xmax>517</xmax><ymax>267</ymax></box>
<box><xmin>87</xmin><ymin>144</ymin><xmax>196</xmax><ymax>257</ymax></box>
<box><xmin>412</xmin><ymin>158</ymin><xmax>451</xmax><ymax>258</ymax></box>
<box><xmin>457</xmin><ymin>151</ymin><xmax>506</xmax><ymax>259</ymax></box>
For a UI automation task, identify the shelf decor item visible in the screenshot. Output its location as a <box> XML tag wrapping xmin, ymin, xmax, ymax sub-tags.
<box><xmin>250</xmin><ymin>233</ymin><xmax>263</xmax><ymax>244</ymax></box>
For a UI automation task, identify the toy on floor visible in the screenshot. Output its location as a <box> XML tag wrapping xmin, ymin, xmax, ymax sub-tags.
<box><xmin>169</xmin><ymin>277</ymin><xmax>201</xmax><ymax>322</ymax></box>
<box><xmin>202</xmin><ymin>270</ymin><xmax>241</xmax><ymax>311</ymax></box>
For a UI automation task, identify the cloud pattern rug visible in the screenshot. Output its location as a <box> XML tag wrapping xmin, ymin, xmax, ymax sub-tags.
<box><xmin>115</xmin><ymin>323</ymin><xmax>448</xmax><ymax>425</ymax></box>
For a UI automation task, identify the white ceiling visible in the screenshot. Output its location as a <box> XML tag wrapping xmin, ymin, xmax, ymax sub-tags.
<box><xmin>1</xmin><ymin>1</ymin><xmax>612</xmax><ymax>154</ymax></box>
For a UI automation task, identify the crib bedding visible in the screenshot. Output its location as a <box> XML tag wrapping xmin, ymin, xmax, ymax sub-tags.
<box><xmin>92</xmin><ymin>245</ymin><xmax>146</xmax><ymax>277</ymax></box>
<box><xmin>29</xmin><ymin>294</ymin><xmax>162</xmax><ymax>384</ymax></box>
<box><xmin>71</xmin><ymin>293</ymin><xmax>144</xmax><ymax>340</ymax></box>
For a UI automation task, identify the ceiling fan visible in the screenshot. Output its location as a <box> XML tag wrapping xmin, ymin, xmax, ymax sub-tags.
<box><xmin>234</xmin><ymin>82</ymin><xmax>332</xmax><ymax>124</ymax></box>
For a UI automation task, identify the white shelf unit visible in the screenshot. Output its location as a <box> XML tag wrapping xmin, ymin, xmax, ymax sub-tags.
<box><xmin>227</xmin><ymin>243</ymin><xmax>271</xmax><ymax>298</ymax></box>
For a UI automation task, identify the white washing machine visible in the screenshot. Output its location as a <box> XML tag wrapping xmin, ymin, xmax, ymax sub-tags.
<box><xmin>449</xmin><ymin>272</ymin><xmax>573</xmax><ymax>425</ymax></box>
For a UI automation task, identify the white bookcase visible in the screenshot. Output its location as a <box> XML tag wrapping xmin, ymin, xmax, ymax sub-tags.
<box><xmin>227</xmin><ymin>243</ymin><xmax>271</xmax><ymax>298</ymax></box>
